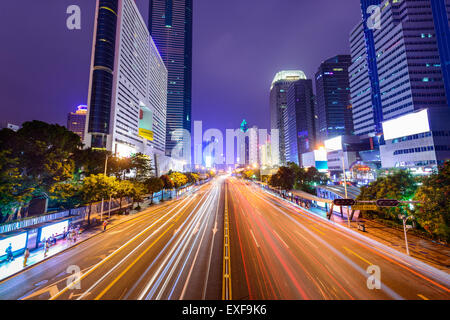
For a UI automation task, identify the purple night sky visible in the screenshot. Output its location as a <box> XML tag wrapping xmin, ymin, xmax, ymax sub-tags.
<box><xmin>0</xmin><ymin>0</ymin><xmax>361</xmax><ymax>134</ymax></box>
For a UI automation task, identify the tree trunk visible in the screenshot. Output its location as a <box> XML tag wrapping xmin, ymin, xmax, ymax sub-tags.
<box><xmin>150</xmin><ymin>193</ymin><xmax>154</xmax><ymax>205</ymax></box>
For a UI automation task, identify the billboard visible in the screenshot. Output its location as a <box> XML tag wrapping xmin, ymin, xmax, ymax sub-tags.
<box><xmin>382</xmin><ymin>109</ymin><xmax>430</xmax><ymax>140</ymax></box>
<box><xmin>325</xmin><ymin>136</ymin><xmax>342</xmax><ymax>151</ymax></box>
<box><xmin>0</xmin><ymin>232</ymin><xmax>27</xmax><ymax>256</ymax></box>
<box><xmin>39</xmin><ymin>220</ymin><xmax>69</xmax><ymax>242</ymax></box>
<box><xmin>138</xmin><ymin>102</ymin><xmax>154</xmax><ymax>141</ymax></box>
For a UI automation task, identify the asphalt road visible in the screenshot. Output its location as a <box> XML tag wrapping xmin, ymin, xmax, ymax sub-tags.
<box><xmin>0</xmin><ymin>179</ymin><xmax>224</xmax><ymax>300</ymax></box>
<box><xmin>227</xmin><ymin>178</ymin><xmax>450</xmax><ymax>300</ymax></box>
<box><xmin>0</xmin><ymin>176</ymin><xmax>448</xmax><ymax>300</ymax></box>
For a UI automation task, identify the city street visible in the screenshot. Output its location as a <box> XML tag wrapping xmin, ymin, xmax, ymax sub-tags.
<box><xmin>0</xmin><ymin>176</ymin><xmax>448</xmax><ymax>300</ymax></box>
<box><xmin>0</xmin><ymin>180</ymin><xmax>224</xmax><ymax>300</ymax></box>
<box><xmin>227</xmin><ymin>178</ymin><xmax>450</xmax><ymax>300</ymax></box>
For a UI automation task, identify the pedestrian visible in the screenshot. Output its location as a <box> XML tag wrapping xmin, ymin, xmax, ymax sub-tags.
<box><xmin>23</xmin><ymin>248</ymin><xmax>30</xmax><ymax>267</ymax></box>
<box><xmin>63</xmin><ymin>227</ymin><xmax>67</xmax><ymax>239</ymax></box>
<box><xmin>5</xmin><ymin>243</ymin><xmax>14</xmax><ymax>262</ymax></box>
<box><xmin>44</xmin><ymin>240</ymin><xmax>50</xmax><ymax>257</ymax></box>
<box><xmin>103</xmin><ymin>220</ymin><xmax>108</xmax><ymax>232</ymax></box>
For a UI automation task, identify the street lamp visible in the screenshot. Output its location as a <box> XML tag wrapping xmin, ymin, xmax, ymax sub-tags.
<box><xmin>341</xmin><ymin>156</ymin><xmax>350</xmax><ymax>228</ymax></box>
<box><xmin>399</xmin><ymin>214</ymin><xmax>414</xmax><ymax>255</ymax></box>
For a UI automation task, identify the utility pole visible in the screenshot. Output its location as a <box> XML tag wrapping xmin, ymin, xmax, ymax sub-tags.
<box><xmin>100</xmin><ymin>153</ymin><xmax>109</xmax><ymax>222</ymax></box>
<box><xmin>399</xmin><ymin>214</ymin><xmax>414</xmax><ymax>255</ymax></box>
<box><xmin>341</xmin><ymin>156</ymin><xmax>350</xmax><ymax>227</ymax></box>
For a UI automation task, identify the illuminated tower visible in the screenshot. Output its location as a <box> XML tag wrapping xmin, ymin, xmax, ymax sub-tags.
<box><xmin>148</xmin><ymin>0</ymin><xmax>193</xmax><ymax>158</ymax></box>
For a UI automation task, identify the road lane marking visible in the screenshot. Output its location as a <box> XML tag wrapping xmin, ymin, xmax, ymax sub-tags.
<box><xmin>250</xmin><ymin>230</ymin><xmax>260</xmax><ymax>248</ymax></box>
<box><xmin>311</xmin><ymin>226</ymin><xmax>326</xmax><ymax>236</ymax></box>
<box><xmin>295</xmin><ymin>230</ymin><xmax>318</xmax><ymax>249</ymax></box>
<box><xmin>343</xmin><ymin>246</ymin><xmax>373</xmax><ymax>266</ymax></box>
<box><xmin>417</xmin><ymin>294</ymin><xmax>429</xmax><ymax>300</ymax></box>
<box><xmin>222</xmin><ymin>182</ymin><xmax>232</xmax><ymax>300</ymax></box>
<box><xmin>273</xmin><ymin>230</ymin><xmax>289</xmax><ymax>249</ymax></box>
<box><xmin>94</xmin><ymin>224</ymin><xmax>175</xmax><ymax>300</ymax></box>
<box><xmin>49</xmin><ymin>196</ymin><xmax>194</xmax><ymax>300</ymax></box>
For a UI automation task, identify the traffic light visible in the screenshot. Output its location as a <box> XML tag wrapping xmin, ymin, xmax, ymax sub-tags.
<box><xmin>333</xmin><ymin>199</ymin><xmax>356</xmax><ymax>206</ymax></box>
<box><xmin>376</xmin><ymin>199</ymin><xmax>399</xmax><ymax>207</ymax></box>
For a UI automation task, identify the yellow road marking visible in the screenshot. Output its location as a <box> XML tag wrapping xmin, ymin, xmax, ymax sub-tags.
<box><xmin>94</xmin><ymin>225</ymin><xmax>174</xmax><ymax>300</ymax></box>
<box><xmin>343</xmin><ymin>246</ymin><xmax>373</xmax><ymax>266</ymax></box>
<box><xmin>222</xmin><ymin>182</ymin><xmax>232</xmax><ymax>300</ymax></box>
<box><xmin>50</xmin><ymin>199</ymin><xmax>191</xmax><ymax>300</ymax></box>
<box><xmin>417</xmin><ymin>294</ymin><xmax>429</xmax><ymax>300</ymax></box>
<box><xmin>311</xmin><ymin>226</ymin><xmax>325</xmax><ymax>236</ymax></box>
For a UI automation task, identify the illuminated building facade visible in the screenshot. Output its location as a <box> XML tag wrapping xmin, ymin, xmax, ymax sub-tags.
<box><xmin>380</xmin><ymin>108</ymin><xmax>450</xmax><ymax>169</ymax></box>
<box><xmin>315</xmin><ymin>55</ymin><xmax>353</xmax><ymax>143</ymax></box>
<box><xmin>285</xmin><ymin>79</ymin><xmax>316</xmax><ymax>166</ymax></box>
<box><xmin>85</xmin><ymin>0</ymin><xmax>168</xmax><ymax>160</ymax></box>
<box><xmin>148</xmin><ymin>0</ymin><xmax>193</xmax><ymax>158</ymax></box>
<box><xmin>67</xmin><ymin>105</ymin><xmax>87</xmax><ymax>141</ymax></box>
<box><xmin>270</xmin><ymin>70</ymin><xmax>307</xmax><ymax>166</ymax></box>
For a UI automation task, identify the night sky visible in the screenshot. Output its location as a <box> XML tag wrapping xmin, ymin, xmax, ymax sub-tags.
<box><xmin>0</xmin><ymin>0</ymin><xmax>361</xmax><ymax>135</ymax></box>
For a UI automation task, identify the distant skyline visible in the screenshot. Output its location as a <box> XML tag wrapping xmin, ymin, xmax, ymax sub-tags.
<box><xmin>0</xmin><ymin>0</ymin><xmax>361</xmax><ymax>135</ymax></box>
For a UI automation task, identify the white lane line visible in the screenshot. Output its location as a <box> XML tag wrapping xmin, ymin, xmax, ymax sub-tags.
<box><xmin>72</xmin><ymin>196</ymin><xmax>196</xmax><ymax>300</ymax></box>
<box><xmin>250</xmin><ymin>230</ymin><xmax>260</xmax><ymax>248</ymax></box>
<box><xmin>295</xmin><ymin>230</ymin><xmax>319</xmax><ymax>249</ymax></box>
<box><xmin>138</xmin><ymin>186</ymin><xmax>217</xmax><ymax>300</ymax></box>
<box><xmin>273</xmin><ymin>229</ymin><xmax>289</xmax><ymax>249</ymax></box>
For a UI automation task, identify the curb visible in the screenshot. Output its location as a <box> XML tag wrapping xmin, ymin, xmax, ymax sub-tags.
<box><xmin>0</xmin><ymin>200</ymin><xmax>174</xmax><ymax>285</ymax></box>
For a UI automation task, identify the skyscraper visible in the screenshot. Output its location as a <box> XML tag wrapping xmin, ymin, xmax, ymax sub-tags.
<box><xmin>349</xmin><ymin>0</ymin><xmax>383</xmax><ymax>137</ymax></box>
<box><xmin>85</xmin><ymin>0</ymin><xmax>168</xmax><ymax>162</ymax></box>
<box><xmin>67</xmin><ymin>105</ymin><xmax>87</xmax><ymax>141</ymax></box>
<box><xmin>315</xmin><ymin>55</ymin><xmax>353</xmax><ymax>144</ymax></box>
<box><xmin>270</xmin><ymin>70</ymin><xmax>307</xmax><ymax>166</ymax></box>
<box><xmin>374</xmin><ymin>0</ymin><xmax>449</xmax><ymax>121</ymax></box>
<box><xmin>350</xmin><ymin>0</ymin><xmax>450</xmax><ymax>137</ymax></box>
<box><xmin>285</xmin><ymin>79</ymin><xmax>315</xmax><ymax>165</ymax></box>
<box><xmin>148</xmin><ymin>0</ymin><xmax>193</xmax><ymax>158</ymax></box>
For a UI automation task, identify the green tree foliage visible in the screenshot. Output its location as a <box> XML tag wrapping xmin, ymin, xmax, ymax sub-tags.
<box><xmin>145</xmin><ymin>177</ymin><xmax>164</xmax><ymax>204</ymax></box>
<box><xmin>115</xmin><ymin>180</ymin><xmax>135</xmax><ymax>210</ymax></box>
<box><xmin>414</xmin><ymin>161</ymin><xmax>450</xmax><ymax>242</ymax></box>
<box><xmin>49</xmin><ymin>181</ymin><xmax>82</xmax><ymax>210</ymax></box>
<box><xmin>129</xmin><ymin>182</ymin><xmax>147</xmax><ymax>210</ymax></box>
<box><xmin>130</xmin><ymin>153</ymin><xmax>154</xmax><ymax>182</ymax></box>
<box><xmin>169</xmin><ymin>172</ymin><xmax>188</xmax><ymax>189</ymax></box>
<box><xmin>357</xmin><ymin>170</ymin><xmax>417</xmax><ymax>220</ymax></box>
<box><xmin>160</xmin><ymin>175</ymin><xmax>174</xmax><ymax>190</ymax></box>
<box><xmin>269</xmin><ymin>166</ymin><xmax>295</xmax><ymax>190</ymax></box>
<box><xmin>0</xmin><ymin>151</ymin><xmax>35</xmax><ymax>221</ymax></box>
<box><xmin>185</xmin><ymin>173</ymin><xmax>200</xmax><ymax>185</ymax></box>
<box><xmin>80</xmin><ymin>174</ymin><xmax>117</xmax><ymax>224</ymax></box>
<box><xmin>73</xmin><ymin>148</ymin><xmax>110</xmax><ymax>178</ymax></box>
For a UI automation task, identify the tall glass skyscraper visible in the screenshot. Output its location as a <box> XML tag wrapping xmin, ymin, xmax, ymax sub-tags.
<box><xmin>270</xmin><ymin>70</ymin><xmax>307</xmax><ymax>166</ymax></box>
<box><xmin>285</xmin><ymin>79</ymin><xmax>316</xmax><ymax>166</ymax></box>
<box><xmin>315</xmin><ymin>55</ymin><xmax>353</xmax><ymax>144</ymax></box>
<box><xmin>85</xmin><ymin>0</ymin><xmax>168</xmax><ymax>160</ymax></box>
<box><xmin>148</xmin><ymin>0</ymin><xmax>193</xmax><ymax>158</ymax></box>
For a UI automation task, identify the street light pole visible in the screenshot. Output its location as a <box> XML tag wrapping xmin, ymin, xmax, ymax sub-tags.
<box><xmin>101</xmin><ymin>153</ymin><xmax>109</xmax><ymax>222</ymax></box>
<box><xmin>341</xmin><ymin>156</ymin><xmax>350</xmax><ymax>228</ymax></box>
<box><xmin>400</xmin><ymin>215</ymin><xmax>413</xmax><ymax>255</ymax></box>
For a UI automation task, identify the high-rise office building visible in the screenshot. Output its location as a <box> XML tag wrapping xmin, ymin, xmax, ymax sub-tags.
<box><xmin>270</xmin><ymin>70</ymin><xmax>307</xmax><ymax>166</ymax></box>
<box><xmin>85</xmin><ymin>0</ymin><xmax>168</xmax><ymax>162</ymax></box>
<box><xmin>349</xmin><ymin>1</ymin><xmax>383</xmax><ymax>137</ymax></box>
<box><xmin>148</xmin><ymin>0</ymin><xmax>193</xmax><ymax>158</ymax></box>
<box><xmin>374</xmin><ymin>0</ymin><xmax>449</xmax><ymax>121</ymax></box>
<box><xmin>67</xmin><ymin>105</ymin><xmax>87</xmax><ymax>141</ymax></box>
<box><xmin>315</xmin><ymin>55</ymin><xmax>353</xmax><ymax>143</ymax></box>
<box><xmin>350</xmin><ymin>0</ymin><xmax>450</xmax><ymax>138</ymax></box>
<box><xmin>284</xmin><ymin>79</ymin><xmax>316</xmax><ymax>165</ymax></box>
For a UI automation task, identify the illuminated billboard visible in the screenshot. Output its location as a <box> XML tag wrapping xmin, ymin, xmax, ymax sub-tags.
<box><xmin>138</xmin><ymin>102</ymin><xmax>154</xmax><ymax>141</ymax></box>
<box><xmin>325</xmin><ymin>136</ymin><xmax>343</xmax><ymax>151</ymax></box>
<box><xmin>39</xmin><ymin>220</ymin><xmax>69</xmax><ymax>242</ymax></box>
<box><xmin>382</xmin><ymin>109</ymin><xmax>430</xmax><ymax>140</ymax></box>
<box><xmin>314</xmin><ymin>148</ymin><xmax>328</xmax><ymax>172</ymax></box>
<box><xmin>0</xmin><ymin>232</ymin><xmax>27</xmax><ymax>255</ymax></box>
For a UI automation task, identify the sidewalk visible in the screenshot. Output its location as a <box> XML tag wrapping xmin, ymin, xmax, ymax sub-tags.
<box><xmin>265</xmin><ymin>187</ymin><xmax>450</xmax><ymax>272</ymax></box>
<box><xmin>0</xmin><ymin>198</ymin><xmax>163</xmax><ymax>282</ymax></box>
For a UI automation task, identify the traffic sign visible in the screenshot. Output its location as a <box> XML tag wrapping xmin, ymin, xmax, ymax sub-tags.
<box><xmin>352</xmin><ymin>204</ymin><xmax>378</xmax><ymax>211</ymax></box>
<box><xmin>376</xmin><ymin>199</ymin><xmax>400</xmax><ymax>207</ymax></box>
<box><xmin>333</xmin><ymin>199</ymin><xmax>356</xmax><ymax>206</ymax></box>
